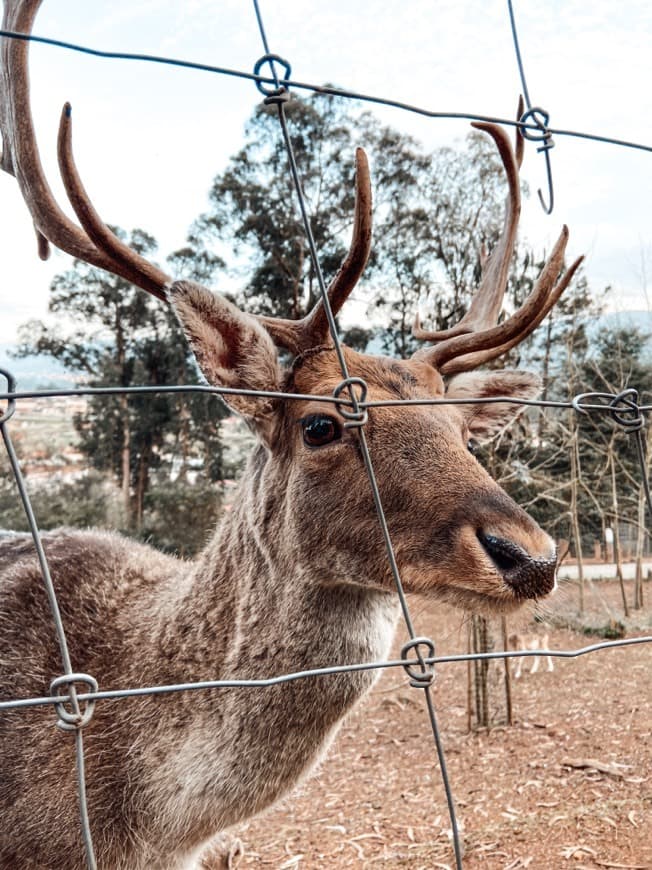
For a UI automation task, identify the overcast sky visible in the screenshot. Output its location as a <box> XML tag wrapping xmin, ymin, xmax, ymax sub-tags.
<box><xmin>0</xmin><ymin>0</ymin><xmax>651</xmax><ymax>345</ymax></box>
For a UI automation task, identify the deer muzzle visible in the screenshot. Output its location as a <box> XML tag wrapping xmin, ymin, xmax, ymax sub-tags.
<box><xmin>477</xmin><ymin>530</ymin><xmax>557</xmax><ymax>599</ymax></box>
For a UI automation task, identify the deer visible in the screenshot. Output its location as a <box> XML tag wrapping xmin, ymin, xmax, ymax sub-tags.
<box><xmin>0</xmin><ymin>2</ymin><xmax>583</xmax><ymax>868</ymax></box>
<box><xmin>509</xmin><ymin>632</ymin><xmax>555</xmax><ymax>678</ymax></box>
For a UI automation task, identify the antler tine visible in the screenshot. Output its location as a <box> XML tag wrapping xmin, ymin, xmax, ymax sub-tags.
<box><xmin>417</xmin><ymin>225</ymin><xmax>580</xmax><ymax>374</ymax></box>
<box><xmin>412</xmin><ymin>98</ymin><xmax>579</xmax><ymax>376</ymax></box>
<box><xmin>257</xmin><ymin>147</ymin><xmax>372</xmax><ymax>354</ymax></box>
<box><xmin>300</xmin><ymin>147</ymin><xmax>372</xmax><ymax>343</ymax></box>
<box><xmin>58</xmin><ymin>104</ymin><xmax>170</xmax><ymax>300</ymax></box>
<box><xmin>412</xmin><ymin>114</ymin><xmax>522</xmax><ymax>351</ymax></box>
<box><xmin>441</xmin><ymin>249</ymin><xmax>584</xmax><ymax>376</ymax></box>
<box><xmin>0</xmin><ymin>0</ymin><xmax>170</xmax><ymax>299</ymax></box>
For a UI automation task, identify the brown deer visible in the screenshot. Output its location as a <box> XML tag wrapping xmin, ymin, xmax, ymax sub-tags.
<box><xmin>509</xmin><ymin>631</ymin><xmax>555</xmax><ymax>677</ymax></box>
<box><xmin>0</xmin><ymin>2</ymin><xmax>582</xmax><ymax>867</ymax></box>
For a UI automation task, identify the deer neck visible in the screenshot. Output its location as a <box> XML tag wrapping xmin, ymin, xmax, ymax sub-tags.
<box><xmin>137</xmin><ymin>446</ymin><xmax>399</xmax><ymax>840</ymax></box>
<box><xmin>156</xmin><ymin>444</ymin><xmax>400</xmax><ymax>685</ymax></box>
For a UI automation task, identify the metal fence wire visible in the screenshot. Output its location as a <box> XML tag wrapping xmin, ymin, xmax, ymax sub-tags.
<box><xmin>1</xmin><ymin>3</ymin><xmax>652</xmax><ymax>869</ymax></box>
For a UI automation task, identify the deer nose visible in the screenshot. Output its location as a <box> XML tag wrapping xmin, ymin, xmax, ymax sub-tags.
<box><xmin>477</xmin><ymin>532</ymin><xmax>557</xmax><ymax>599</ymax></box>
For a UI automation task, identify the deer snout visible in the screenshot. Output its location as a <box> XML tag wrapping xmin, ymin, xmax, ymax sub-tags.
<box><xmin>477</xmin><ymin>531</ymin><xmax>557</xmax><ymax>600</ymax></box>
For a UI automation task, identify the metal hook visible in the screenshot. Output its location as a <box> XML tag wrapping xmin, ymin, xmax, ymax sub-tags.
<box><xmin>332</xmin><ymin>377</ymin><xmax>369</xmax><ymax>428</ymax></box>
<box><xmin>609</xmin><ymin>388</ymin><xmax>644</xmax><ymax>432</ymax></box>
<box><xmin>519</xmin><ymin>106</ymin><xmax>555</xmax><ymax>215</ymax></box>
<box><xmin>508</xmin><ymin>0</ymin><xmax>556</xmax><ymax>214</ymax></box>
<box><xmin>50</xmin><ymin>673</ymin><xmax>99</xmax><ymax>732</ymax></box>
<box><xmin>400</xmin><ymin>636</ymin><xmax>436</xmax><ymax>688</ymax></box>
<box><xmin>537</xmin><ymin>141</ymin><xmax>555</xmax><ymax>214</ymax></box>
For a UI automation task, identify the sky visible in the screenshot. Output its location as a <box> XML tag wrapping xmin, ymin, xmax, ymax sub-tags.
<box><xmin>0</xmin><ymin>0</ymin><xmax>651</xmax><ymax>345</ymax></box>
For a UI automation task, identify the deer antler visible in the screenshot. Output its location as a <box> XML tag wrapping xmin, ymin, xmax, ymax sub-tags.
<box><xmin>412</xmin><ymin>100</ymin><xmax>583</xmax><ymax>376</ymax></box>
<box><xmin>0</xmin><ymin>0</ymin><xmax>171</xmax><ymax>299</ymax></box>
<box><xmin>255</xmin><ymin>147</ymin><xmax>372</xmax><ymax>354</ymax></box>
<box><xmin>0</xmin><ymin>0</ymin><xmax>372</xmax><ymax>352</ymax></box>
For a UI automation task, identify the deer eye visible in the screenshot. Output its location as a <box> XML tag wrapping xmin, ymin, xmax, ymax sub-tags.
<box><xmin>301</xmin><ymin>415</ymin><xmax>342</xmax><ymax>447</ymax></box>
<box><xmin>467</xmin><ymin>439</ymin><xmax>479</xmax><ymax>456</ymax></box>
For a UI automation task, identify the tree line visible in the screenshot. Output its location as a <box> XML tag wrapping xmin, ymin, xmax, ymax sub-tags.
<box><xmin>1</xmin><ymin>93</ymin><xmax>650</xmax><ymax>611</ymax></box>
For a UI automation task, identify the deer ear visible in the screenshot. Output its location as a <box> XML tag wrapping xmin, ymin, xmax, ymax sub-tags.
<box><xmin>445</xmin><ymin>370</ymin><xmax>540</xmax><ymax>440</ymax></box>
<box><xmin>169</xmin><ymin>280</ymin><xmax>282</xmax><ymax>427</ymax></box>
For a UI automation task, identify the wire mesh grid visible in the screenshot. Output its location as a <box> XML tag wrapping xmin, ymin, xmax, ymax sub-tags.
<box><xmin>1</xmin><ymin>3</ymin><xmax>652</xmax><ymax>868</ymax></box>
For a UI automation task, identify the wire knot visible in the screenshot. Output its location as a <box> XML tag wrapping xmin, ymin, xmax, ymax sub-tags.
<box><xmin>572</xmin><ymin>389</ymin><xmax>644</xmax><ymax>432</ymax></box>
<box><xmin>609</xmin><ymin>388</ymin><xmax>644</xmax><ymax>431</ymax></box>
<box><xmin>50</xmin><ymin>673</ymin><xmax>98</xmax><ymax>732</ymax></box>
<box><xmin>519</xmin><ymin>106</ymin><xmax>554</xmax><ymax>152</ymax></box>
<box><xmin>332</xmin><ymin>377</ymin><xmax>368</xmax><ymax>428</ymax></box>
<box><xmin>0</xmin><ymin>367</ymin><xmax>17</xmax><ymax>424</ymax></box>
<box><xmin>254</xmin><ymin>53</ymin><xmax>292</xmax><ymax>98</ymax></box>
<box><xmin>400</xmin><ymin>636</ymin><xmax>436</xmax><ymax>688</ymax></box>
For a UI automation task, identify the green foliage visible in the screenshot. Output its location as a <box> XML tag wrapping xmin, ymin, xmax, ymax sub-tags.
<box><xmin>0</xmin><ymin>470</ymin><xmax>121</xmax><ymax>532</ymax></box>
<box><xmin>14</xmin><ymin>227</ymin><xmax>229</xmax><ymax>533</ymax></box>
<box><xmin>186</xmin><ymin>93</ymin><xmax>532</xmax><ymax>359</ymax></box>
<box><xmin>582</xmin><ymin>619</ymin><xmax>626</xmax><ymax>639</ymax></box>
<box><xmin>139</xmin><ymin>479</ymin><xmax>223</xmax><ymax>558</ymax></box>
<box><xmin>573</xmin><ymin>325</ymin><xmax>652</xmax><ymax>546</ymax></box>
<box><xmin>192</xmin><ymin>95</ymin><xmax>365</xmax><ymax>319</ymax></box>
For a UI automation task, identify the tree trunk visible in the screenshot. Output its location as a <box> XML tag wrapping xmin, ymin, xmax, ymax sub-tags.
<box><xmin>293</xmin><ymin>246</ymin><xmax>305</xmax><ymax>320</ymax></box>
<box><xmin>134</xmin><ymin>445</ymin><xmax>151</xmax><ymax>533</ymax></box>
<box><xmin>115</xmin><ymin>314</ymin><xmax>132</xmax><ymax>527</ymax></box>
<box><xmin>466</xmin><ymin>623</ymin><xmax>473</xmax><ymax>734</ymax></box>
<box><xmin>634</xmin><ymin>495</ymin><xmax>646</xmax><ymax>610</ymax></box>
<box><xmin>119</xmin><ymin>394</ymin><xmax>131</xmax><ymax>526</ymax></box>
<box><xmin>176</xmin><ymin>403</ymin><xmax>191</xmax><ymax>483</ymax></box>
<box><xmin>569</xmin><ymin>421</ymin><xmax>585</xmax><ymax>614</ymax></box>
<box><xmin>501</xmin><ymin>617</ymin><xmax>513</xmax><ymax>727</ymax></box>
<box><xmin>538</xmin><ymin>314</ymin><xmax>553</xmax><ymax>440</ymax></box>
<box><xmin>633</xmin><ymin>425</ymin><xmax>651</xmax><ymax>610</ymax></box>
<box><xmin>467</xmin><ymin>615</ymin><xmax>492</xmax><ymax>730</ymax></box>
<box><xmin>567</xmin><ymin>334</ymin><xmax>585</xmax><ymax>614</ymax></box>
<box><xmin>610</xmin><ymin>449</ymin><xmax>629</xmax><ymax>617</ymax></box>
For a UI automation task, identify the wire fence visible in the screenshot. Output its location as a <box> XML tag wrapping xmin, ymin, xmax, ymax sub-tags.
<box><xmin>1</xmin><ymin>2</ymin><xmax>652</xmax><ymax>869</ymax></box>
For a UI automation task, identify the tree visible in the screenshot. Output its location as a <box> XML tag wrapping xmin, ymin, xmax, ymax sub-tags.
<box><xmin>15</xmin><ymin>228</ymin><xmax>228</xmax><ymax>533</ymax></box>
<box><xmin>192</xmin><ymin>94</ymin><xmax>369</xmax><ymax>320</ymax></box>
<box><xmin>575</xmin><ymin>326</ymin><xmax>652</xmax><ymax>613</ymax></box>
<box><xmin>0</xmin><ymin>466</ymin><xmax>121</xmax><ymax>533</ymax></box>
<box><xmin>187</xmin><ymin>92</ymin><xmax>530</xmax><ymax>360</ymax></box>
<box><xmin>370</xmin><ymin>128</ymin><xmax>514</xmax><ymax>358</ymax></box>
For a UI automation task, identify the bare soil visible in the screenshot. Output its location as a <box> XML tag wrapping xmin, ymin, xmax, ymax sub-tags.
<box><xmin>231</xmin><ymin>579</ymin><xmax>652</xmax><ymax>869</ymax></box>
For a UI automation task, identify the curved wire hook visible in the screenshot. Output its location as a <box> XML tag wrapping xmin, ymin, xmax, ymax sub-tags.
<box><xmin>508</xmin><ymin>0</ymin><xmax>556</xmax><ymax>214</ymax></box>
<box><xmin>519</xmin><ymin>106</ymin><xmax>556</xmax><ymax>215</ymax></box>
<box><xmin>537</xmin><ymin>139</ymin><xmax>555</xmax><ymax>214</ymax></box>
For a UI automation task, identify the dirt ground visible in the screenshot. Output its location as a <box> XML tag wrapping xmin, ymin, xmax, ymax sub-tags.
<box><xmin>229</xmin><ymin>579</ymin><xmax>652</xmax><ymax>870</ymax></box>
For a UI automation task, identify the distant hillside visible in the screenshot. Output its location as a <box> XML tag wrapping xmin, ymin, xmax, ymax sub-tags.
<box><xmin>597</xmin><ymin>311</ymin><xmax>652</xmax><ymax>354</ymax></box>
<box><xmin>2</xmin><ymin>310</ymin><xmax>652</xmax><ymax>391</ymax></box>
<box><xmin>588</xmin><ymin>310</ymin><xmax>652</xmax><ymax>360</ymax></box>
<box><xmin>0</xmin><ymin>345</ymin><xmax>77</xmax><ymax>391</ymax></box>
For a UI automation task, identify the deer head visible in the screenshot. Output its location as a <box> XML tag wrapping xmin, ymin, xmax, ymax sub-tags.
<box><xmin>0</xmin><ymin>0</ymin><xmax>582</xmax><ymax>614</ymax></box>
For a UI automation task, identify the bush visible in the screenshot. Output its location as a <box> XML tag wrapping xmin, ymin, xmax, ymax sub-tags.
<box><xmin>139</xmin><ymin>480</ymin><xmax>223</xmax><ymax>557</ymax></box>
<box><xmin>0</xmin><ymin>471</ymin><xmax>122</xmax><ymax>533</ymax></box>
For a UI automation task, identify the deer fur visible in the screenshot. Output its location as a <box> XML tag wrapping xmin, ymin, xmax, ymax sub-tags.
<box><xmin>1</xmin><ymin>304</ymin><xmax>560</xmax><ymax>868</ymax></box>
<box><xmin>0</xmin><ymin>7</ymin><xmax>580</xmax><ymax>858</ymax></box>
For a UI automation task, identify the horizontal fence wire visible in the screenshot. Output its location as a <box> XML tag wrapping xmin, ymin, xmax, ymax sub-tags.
<box><xmin>1</xmin><ymin>636</ymin><xmax>650</xmax><ymax>714</ymax></box>
<box><xmin>0</xmin><ymin>28</ymin><xmax>650</xmax><ymax>155</ymax></box>
<box><xmin>6</xmin><ymin>381</ymin><xmax>652</xmax><ymax>412</ymax></box>
<box><xmin>1</xmin><ymin>1</ymin><xmax>652</xmax><ymax>868</ymax></box>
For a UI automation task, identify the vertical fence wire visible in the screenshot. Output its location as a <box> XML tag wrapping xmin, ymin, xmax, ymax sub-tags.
<box><xmin>0</xmin><ymin>2</ymin><xmax>651</xmax><ymax>868</ymax></box>
<box><xmin>507</xmin><ymin>0</ymin><xmax>556</xmax><ymax>213</ymax></box>
<box><xmin>0</xmin><ymin>368</ymin><xmax>97</xmax><ymax>870</ymax></box>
